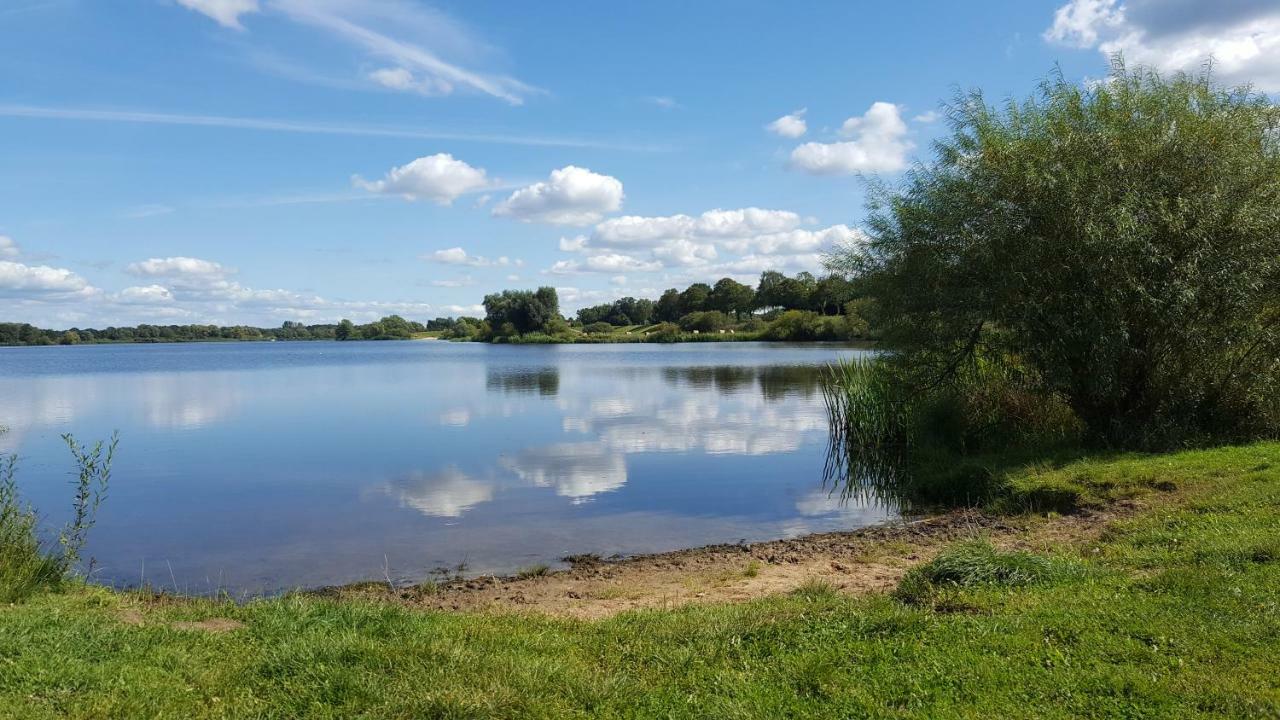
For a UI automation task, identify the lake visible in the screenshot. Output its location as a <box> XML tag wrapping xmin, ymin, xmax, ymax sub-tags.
<box><xmin>0</xmin><ymin>341</ymin><xmax>891</xmax><ymax>594</ymax></box>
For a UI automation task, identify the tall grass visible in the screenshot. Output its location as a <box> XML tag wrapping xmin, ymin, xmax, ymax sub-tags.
<box><xmin>821</xmin><ymin>357</ymin><xmax>916</xmax><ymax>506</ymax></box>
<box><xmin>822</xmin><ymin>354</ymin><xmax>1083</xmax><ymax>510</ymax></box>
<box><xmin>0</xmin><ymin>432</ymin><xmax>117</xmax><ymax>602</ymax></box>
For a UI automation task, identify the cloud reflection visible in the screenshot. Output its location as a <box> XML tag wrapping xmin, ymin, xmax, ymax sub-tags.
<box><xmin>501</xmin><ymin>442</ymin><xmax>627</xmax><ymax>502</ymax></box>
<box><xmin>385</xmin><ymin>467</ymin><xmax>495</xmax><ymax>518</ymax></box>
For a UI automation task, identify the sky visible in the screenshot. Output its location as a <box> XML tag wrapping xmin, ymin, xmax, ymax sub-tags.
<box><xmin>2</xmin><ymin>0</ymin><xmax>1279</xmax><ymax>328</ymax></box>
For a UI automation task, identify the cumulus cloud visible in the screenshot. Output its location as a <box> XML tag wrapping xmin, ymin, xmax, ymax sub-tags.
<box><xmin>0</xmin><ymin>236</ymin><xmax>18</xmax><ymax>258</ymax></box>
<box><xmin>548</xmin><ymin>254</ymin><xmax>663</xmax><ymax>275</ymax></box>
<box><xmin>766</xmin><ymin>108</ymin><xmax>808</xmax><ymax>138</ymax></box>
<box><xmin>592</xmin><ymin>208</ymin><xmax>803</xmax><ymax>249</ymax></box>
<box><xmin>422</xmin><ymin>247</ymin><xmax>518</xmax><ymax>267</ymax></box>
<box><xmin>115</xmin><ymin>285</ymin><xmax>175</xmax><ymax>304</ymax></box>
<box><xmin>355</xmin><ymin>153</ymin><xmax>490</xmax><ymax>204</ymax></box>
<box><xmin>126</xmin><ymin>256</ymin><xmax>232</xmax><ymax>281</ymax></box>
<box><xmin>176</xmin><ymin>0</ymin><xmax>259</xmax><ymax>30</ymax></box>
<box><xmin>0</xmin><ymin>261</ymin><xmax>95</xmax><ymax>298</ymax></box>
<box><xmin>493</xmin><ymin>166</ymin><xmax>624</xmax><ymax>226</ymax></box>
<box><xmin>1045</xmin><ymin>0</ymin><xmax>1280</xmax><ymax>90</ymax></box>
<box><xmin>789</xmin><ymin>102</ymin><xmax>912</xmax><ymax>174</ymax></box>
<box><xmin>546</xmin><ymin>207</ymin><xmax>858</xmax><ymax>278</ymax></box>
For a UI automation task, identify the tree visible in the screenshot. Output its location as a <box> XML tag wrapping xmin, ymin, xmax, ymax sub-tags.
<box><xmin>335</xmin><ymin>319</ymin><xmax>356</xmax><ymax>341</ymax></box>
<box><xmin>655</xmin><ymin>289</ymin><xmax>682</xmax><ymax>322</ymax></box>
<box><xmin>813</xmin><ymin>274</ymin><xmax>856</xmax><ymax>315</ymax></box>
<box><xmin>754</xmin><ymin>271</ymin><xmax>787</xmax><ymax>309</ymax></box>
<box><xmin>483</xmin><ymin>287</ymin><xmax>561</xmax><ymax>336</ymax></box>
<box><xmin>677</xmin><ymin>283</ymin><xmax>711</xmax><ymax>316</ymax></box>
<box><xmin>827</xmin><ymin>62</ymin><xmax>1280</xmax><ymax>448</ymax></box>
<box><xmin>709</xmin><ymin>278</ymin><xmax>756</xmax><ymax>319</ymax></box>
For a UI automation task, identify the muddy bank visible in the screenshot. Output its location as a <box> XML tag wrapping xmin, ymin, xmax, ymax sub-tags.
<box><xmin>316</xmin><ymin>503</ymin><xmax>1128</xmax><ymax>620</ymax></box>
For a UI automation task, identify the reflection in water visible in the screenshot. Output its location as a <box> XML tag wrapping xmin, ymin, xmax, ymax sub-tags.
<box><xmin>660</xmin><ymin>365</ymin><xmax>826</xmax><ymax>401</ymax></box>
<box><xmin>486</xmin><ymin>366</ymin><xmax>560</xmax><ymax>396</ymax></box>
<box><xmin>138</xmin><ymin>373</ymin><xmax>243</xmax><ymax>430</ymax></box>
<box><xmin>384</xmin><ymin>467</ymin><xmax>495</xmax><ymax>518</ymax></box>
<box><xmin>438</xmin><ymin>408</ymin><xmax>472</xmax><ymax>427</ymax></box>
<box><xmin>0</xmin><ymin>342</ymin><xmax>883</xmax><ymax>592</ymax></box>
<box><xmin>501</xmin><ymin>442</ymin><xmax>627</xmax><ymax>502</ymax></box>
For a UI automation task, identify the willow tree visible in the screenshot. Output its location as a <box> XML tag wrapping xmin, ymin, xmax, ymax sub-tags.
<box><xmin>828</xmin><ymin>62</ymin><xmax>1280</xmax><ymax>448</ymax></box>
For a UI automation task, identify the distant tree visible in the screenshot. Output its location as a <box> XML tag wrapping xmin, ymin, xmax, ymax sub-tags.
<box><xmin>655</xmin><ymin>289</ymin><xmax>682</xmax><ymax>322</ymax></box>
<box><xmin>813</xmin><ymin>274</ymin><xmax>857</xmax><ymax>315</ymax></box>
<box><xmin>483</xmin><ymin>287</ymin><xmax>561</xmax><ymax>335</ymax></box>
<box><xmin>335</xmin><ymin>319</ymin><xmax>356</xmax><ymax>341</ymax></box>
<box><xmin>709</xmin><ymin>278</ymin><xmax>756</xmax><ymax>319</ymax></box>
<box><xmin>677</xmin><ymin>283</ymin><xmax>712</xmax><ymax>316</ymax></box>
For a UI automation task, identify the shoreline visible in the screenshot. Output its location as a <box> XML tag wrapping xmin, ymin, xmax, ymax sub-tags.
<box><xmin>313</xmin><ymin>500</ymin><xmax>1132</xmax><ymax>620</ymax></box>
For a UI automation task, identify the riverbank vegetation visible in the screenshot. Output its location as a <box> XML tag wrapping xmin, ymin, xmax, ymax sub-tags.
<box><xmin>2</xmin><ymin>443</ymin><xmax>1278</xmax><ymax>717</ymax></box>
<box><xmin>822</xmin><ymin>63</ymin><xmax>1280</xmax><ymax>511</ymax></box>
<box><xmin>0</xmin><ymin>316</ymin><xmax>429</xmax><ymax>346</ymax></box>
<box><xmin>428</xmin><ymin>271</ymin><xmax>876</xmax><ymax>343</ymax></box>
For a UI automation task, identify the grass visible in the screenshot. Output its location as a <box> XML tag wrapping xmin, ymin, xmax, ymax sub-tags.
<box><xmin>2</xmin><ymin>443</ymin><xmax>1280</xmax><ymax>717</ymax></box>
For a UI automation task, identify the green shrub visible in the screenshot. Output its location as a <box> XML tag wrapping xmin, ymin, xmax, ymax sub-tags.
<box><xmin>894</xmin><ymin>539</ymin><xmax>1079</xmax><ymax>605</ymax></box>
<box><xmin>583</xmin><ymin>322</ymin><xmax>614</xmax><ymax>335</ymax></box>
<box><xmin>0</xmin><ymin>433</ymin><xmax>116</xmax><ymax>603</ymax></box>
<box><xmin>677</xmin><ymin>311</ymin><xmax>731</xmax><ymax>333</ymax></box>
<box><xmin>646</xmin><ymin>322</ymin><xmax>682</xmax><ymax>343</ymax></box>
<box><xmin>764</xmin><ymin>310</ymin><xmax>850</xmax><ymax>341</ymax></box>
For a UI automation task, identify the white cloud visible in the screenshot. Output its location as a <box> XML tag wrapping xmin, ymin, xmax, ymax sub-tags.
<box><xmin>913</xmin><ymin>110</ymin><xmax>941</xmax><ymax>123</ymax></box>
<box><xmin>0</xmin><ymin>236</ymin><xmax>18</xmax><ymax>258</ymax></box>
<box><xmin>766</xmin><ymin>108</ymin><xmax>807</xmax><ymax>138</ymax></box>
<box><xmin>548</xmin><ymin>254</ymin><xmax>662</xmax><ymax>275</ymax></box>
<box><xmin>125</xmin><ymin>256</ymin><xmax>236</xmax><ymax>293</ymax></box>
<box><xmin>0</xmin><ymin>260</ymin><xmax>94</xmax><ymax>298</ymax></box>
<box><xmin>790</xmin><ymin>102</ymin><xmax>912</xmax><ymax>174</ymax></box>
<box><xmin>547</xmin><ymin>206</ymin><xmax>854</xmax><ymax>279</ymax></box>
<box><xmin>429</xmin><ymin>276</ymin><xmax>474</xmax><ymax>288</ymax></box>
<box><xmin>176</xmin><ymin>0</ymin><xmax>259</xmax><ymax>30</ymax></box>
<box><xmin>116</xmin><ymin>285</ymin><xmax>175</xmax><ymax>304</ymax></box>
<box><xmin>493</xmin><ymin>166</ymin><xmax>624</xmax><ymax>226</ymax></box>
<box><xmin>0</xmin><ymin>105</ymin><xmax>659</xmax><ymax>151</ymax></box>
<box><xmin>422</xmin><ymin>247</ymin><xmax>518</xmax><ymax>267</ymax></box>
<box><xmin>270</xmin><ymin>0</ymin><xmax>538</xmax><ymax>104</ymax></box>
<box><xmin>1045</xmin><ymin>0</ymin><xmax>1280</xmax><ymax>90</ymax></box>
<box><xmin>592</xmin><ymin>208</ymin><xmax>802</xmax><ymax>248</ymax></box>
<box><xmin>354</xmin><ymin>153</ymin><xmax>490</xmax><ymax>204</ymax></box>
<box><xmin>645</xmin><ymin>96</ymin><xmax>679</xmax><ymax>109</ymax></box>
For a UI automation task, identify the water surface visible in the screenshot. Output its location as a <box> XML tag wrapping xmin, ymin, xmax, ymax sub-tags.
<box><xmin>0</xmin><ymin>341</ymin><xmax>891</xmax><ymax>593</ymax></box>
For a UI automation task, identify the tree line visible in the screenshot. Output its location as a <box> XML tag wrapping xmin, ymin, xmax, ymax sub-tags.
<box><xmin>0</xmin><ymin>316</ymin><xmax>426</xmax><ymax>346</ymax></box>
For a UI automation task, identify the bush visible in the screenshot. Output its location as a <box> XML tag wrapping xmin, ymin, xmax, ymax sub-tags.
<box><xmin>646</xmin><ymin>322</ymin><xmax>682</xmax><ymax>343</ymax></box>
<box><xmin>763</xmin><ymin>310</ymin><xmax>849</xmax><ymax>341</ymax></box>
<box><xmin>583</xmin><ymin>322</ymin><xmax>615</xmax><ymax>335</ymax></box>
<box><xmin>0</xmin><ymin>433</ymin><xmax>116</xmax><ymax>603</ymax></box>
<box><xmin>677</xmin><ymin>311</ymin><xmax>731</xmax><ymax>333</ymax></box>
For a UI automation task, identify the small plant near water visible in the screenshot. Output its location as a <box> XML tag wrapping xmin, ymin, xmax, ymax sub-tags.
<box><xmin>0</xmin><ymin>432</ymin><xmax>117</xmax><ymax>602</ymax></box>
<box><xmin>516</xmin><ymin>563</ymin><xmax>550</xmax><ymax>579</ymax></box>
<box><xmin>894</xmin><ymin>539</ymin><xmax>1080</xmax><ymax>606</ymax></box>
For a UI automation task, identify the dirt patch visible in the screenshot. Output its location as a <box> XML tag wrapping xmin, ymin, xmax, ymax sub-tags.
<box><xmin>318</xmin><ymin>504</ymin><xmax>1133</xmax><ymax>620</ymax></box>
<box><xmin>171</xmin><ymin>618</ymin><xmax>245</xmax><ymax>633</ymax></box>
<box><xmin>116</xmin><ymin>609</ymin><xmax>146</xmax><ymax>626</ymax></box>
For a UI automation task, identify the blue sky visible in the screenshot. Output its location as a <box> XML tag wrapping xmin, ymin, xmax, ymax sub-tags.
<box><xmin>3</xmin><ymin>0</ymin><xmax>1278</xmax><ymax>327</ymax></box>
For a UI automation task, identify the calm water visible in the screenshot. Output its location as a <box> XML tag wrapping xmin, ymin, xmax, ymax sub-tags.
<box><xmin>0</xmin><ymin>341</ymin><xmax>891</xmax><ymax>593</ymax></box>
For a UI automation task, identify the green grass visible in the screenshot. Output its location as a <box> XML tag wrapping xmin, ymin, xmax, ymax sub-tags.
<box><xmin>2</xmin><ymin>443</ymin><xmax>1280</xmax><ymax>717</ymax></box>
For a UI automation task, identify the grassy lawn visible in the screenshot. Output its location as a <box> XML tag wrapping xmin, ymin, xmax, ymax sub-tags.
<box><xmin>2</xmin><ymin>444</ymin><xmax>1278</xmax><ymax>718</ymax></box>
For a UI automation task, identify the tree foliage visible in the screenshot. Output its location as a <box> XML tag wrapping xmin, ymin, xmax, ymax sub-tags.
<box><xmin>828</xmin><ymin>62</ymin><xmax>1280</xmax><ymax>447</ymax></box>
